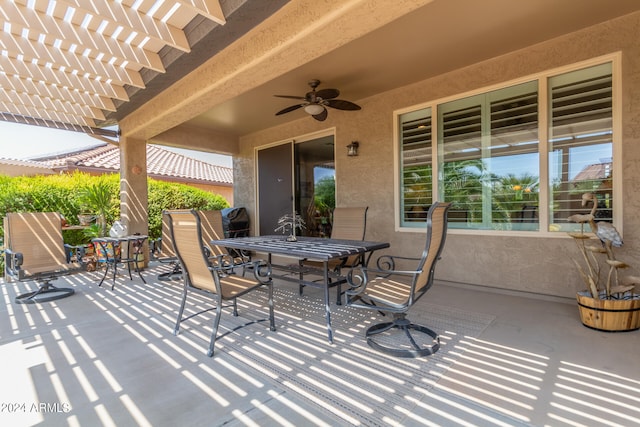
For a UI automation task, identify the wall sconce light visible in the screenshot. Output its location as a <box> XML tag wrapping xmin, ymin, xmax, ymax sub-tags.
<box><xmin>347</xmin><ymin>141</ymin><xmax>359</xmax><ymax>156</ymax></box>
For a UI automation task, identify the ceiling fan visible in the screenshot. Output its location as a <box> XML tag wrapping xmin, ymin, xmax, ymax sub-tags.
<box><xmin>274</xmin><ymin>79</ymin><xmax>361</xmax><ymax>121</ymax></box>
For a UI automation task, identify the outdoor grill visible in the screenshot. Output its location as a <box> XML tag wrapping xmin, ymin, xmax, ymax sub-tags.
<box><xmin>221</xmin><ymin>207</ymin><xmax>250</xmax><ymax>238</ymax></box>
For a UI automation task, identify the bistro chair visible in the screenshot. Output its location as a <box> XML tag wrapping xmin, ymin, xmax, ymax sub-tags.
<box><xmin>299</xmin><ymin>206</ymin><xmax>368</xmax><ymax>303</ymax></box>
<box><xmin>4</xmin><ymin>212</ymin><xmax>84</xmax><ymax>304</ymax></box>
<box><xmin>165</xmin><ymin>209</ymin><xmax>275</xmax><ymax>357</ymax></box>
<box><xmin>153</xmin><ymin>212</ymin><xmax>182</xmax><ymax>281</ymax></box>
<box><xmin>345</xmin><ymin>202</ymin><xmax>451</xmax><ymax>357</ymax></box>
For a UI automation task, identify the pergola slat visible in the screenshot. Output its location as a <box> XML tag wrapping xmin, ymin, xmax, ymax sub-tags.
<box><xmin>0</xmin><ymin>31</ymin><xmax>145</xmax><ymax>88</ymax></box>
<box><xmin>0</xmin><ymin>0</ymin><xmax>227</xmax><ymax>132</ymax></box>
<box><xmin>182</xmin><ymin>0</ymin><xmax>226</xmax><ymax>25</ymax></box>
<box><xmin>0</xmin><ymin>89</ymin><xmax>106</xmax><ymax>121</ymax></box>
<box><xmin>0</xmin><ymin>55</ymin><xmax>129</xmax><ymax>101</ymax></box>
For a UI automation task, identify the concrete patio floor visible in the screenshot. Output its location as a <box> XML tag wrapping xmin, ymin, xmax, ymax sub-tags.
<box><xmin>1</xmin><ymin>262</ymin><xmax>639</xmax><ymax>427</ymax></box>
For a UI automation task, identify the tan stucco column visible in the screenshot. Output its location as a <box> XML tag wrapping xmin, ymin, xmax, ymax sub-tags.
<box><xmin>119</xmin><ymin>136</ymin><xmax>149</xmax><ymax>264</ymax></box>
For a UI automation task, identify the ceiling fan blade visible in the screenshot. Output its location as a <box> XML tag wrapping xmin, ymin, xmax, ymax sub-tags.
<box><xmin>312</xmin><ymin>108</ymin><xmax>328</xmax><ymax>121</ymax></box>
<box><xmin>274</xmin><ymin>95</ymin><xmax>306</xmax><ymax>100</ymax></box>
<box><xmin>275</xmin><ymin>104</ymin><xmax>304</xmax><ymax>116</ymax></box>
<box><xmin>326</xmin><ymin>99</ymin><xmax>361</xmax><ymax>111</ymax></box>
<box><xmin>315</xmin><ymin>88</ymin><xmax>339</xmax><ymax>99</ymax></box>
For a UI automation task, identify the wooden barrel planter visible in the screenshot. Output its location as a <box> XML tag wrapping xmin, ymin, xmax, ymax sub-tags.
<box><xmin>576</xmin><ymin>291</ymin><xmax>640</xmax><ymax>332</ymax></box>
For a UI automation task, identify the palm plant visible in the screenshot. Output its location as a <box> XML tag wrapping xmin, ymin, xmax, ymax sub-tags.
<box><xmin>78</xmin><ymin>181</ymin><xmax>114</xmax><ymax>237</ymax></box>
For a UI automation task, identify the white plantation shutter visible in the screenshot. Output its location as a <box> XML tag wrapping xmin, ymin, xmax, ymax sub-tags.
<box><xmin>400</xmin><ymin>108</ymin><xmax>433</xmax><ymax>226</ymax></box>
<box><xmin>549</xmin><ymin>63</ymin><xmax>613</xmax><ymax>230</ymax></box>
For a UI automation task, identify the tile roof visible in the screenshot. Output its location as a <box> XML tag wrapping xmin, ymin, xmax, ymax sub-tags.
<box><xmin>0</xmin><ymin>157</ymin><xmax>55</xmax><ymax>176</ymax></box>
<box><xmin>34</xmin><ymin>144</ymin><xmax>233</xmax><ymax>185</ymax></box>
<box><xmin>572</xmin><ymin>162</ymin><xmax>612</xmax><ymax>182</ymax></box>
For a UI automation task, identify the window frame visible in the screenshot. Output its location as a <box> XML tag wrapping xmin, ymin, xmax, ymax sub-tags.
<box><xmin>393</xmin><ymin>53</ymin><xmax>622</xmax><ymax>237</ymax></box>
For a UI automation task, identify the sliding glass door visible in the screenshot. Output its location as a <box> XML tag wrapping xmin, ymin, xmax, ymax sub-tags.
<box><xmin>257</xmin><ymin>134</ymin><xmax>335</xmax><ymax>236</ymax></box>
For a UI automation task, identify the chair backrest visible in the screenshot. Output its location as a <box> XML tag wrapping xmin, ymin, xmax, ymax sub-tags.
<box><xmin>4</xmin><ymin>212</ymin><xmax>73</xmax><ymax>279</ymax></box>
<box><xmin>166</xmin><ymin>210</ymin><xmax>218</xmax><ymax>293</ymax></box>
<box><xmin>198</xmin><ymin>210</ymin><xmax>227</xmax><ymax>258</ymax></box>
<box><xmin>413</xmin><ymin>202</ymin><xmax>451</xmax><ymax>295</ymax></box>
<box><xmin>157</xmin><ymin>212</ymin><xmax>177</xmax><ymax>259</ymax></box>
<box><xmin>329</xmin><ymin>207</ymin><xmax>368</xmax><ymax>267</ymax></box>
<box><xmin>330</xmin><ymin>207</ymin><xmax>368</xmax><ymax>240</ymax></box>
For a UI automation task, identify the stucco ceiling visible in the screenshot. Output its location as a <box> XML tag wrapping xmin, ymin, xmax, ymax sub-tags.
<box><xmin>1</xmin><ymin>0</ymin><xmax>640</xmax><ymax>142</ymax></box>
<box><xmin>184</xmin><ymin>0</ymin><xmax>640</xmax><ymax>138</ymax></box>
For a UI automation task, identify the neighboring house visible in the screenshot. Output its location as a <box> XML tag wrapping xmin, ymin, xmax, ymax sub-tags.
<box><xmin>0</xmin><ymin>158</ymin><xmax>55</xmax><ymax>177</ymax></box>
<box><xmin>2</xmin><ymin>144</ymin><xmax>234</xmax><ymax>204</ymax></box>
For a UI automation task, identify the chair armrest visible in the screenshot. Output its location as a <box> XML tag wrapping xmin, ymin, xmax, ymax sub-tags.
<box><xmin>345</xmin><ymin>265</ymin><xmax>421</xmax><ymax>295</ymax></box>
<box><xmin>208</xmin><ymin>253</ymin><xmax>237</xmax><ymax>272</ymax></box>
<box><xmin>376</xmin><ymin>254</ymin><xmax>422</xmax><ymax>271</ymax></box>
<box><xmin>64</xmin><ymin>243</ymin><xmax>86</xmax><ymax>264</ymax></box>
<box><xmin>208</xmin><ymin>257</ymin><xmax>272</xmax><ymax>285</ymax></box>
<box><xmin>4</xmin><ymin>248</ymin><xmax>24</xmax><ymax>279</ymax></box>
<box><xmin>149</xmin><ymin>238</ymin><xmax>161</xmax><ymax>258</ymax></box>
<box><xmin>251</xmin><ymin>259</ymin><xmax>272</xmax><ymax>285</ymax></box>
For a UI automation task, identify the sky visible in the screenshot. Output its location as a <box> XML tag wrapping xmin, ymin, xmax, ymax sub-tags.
<box><xmin>0</xmin><ymin>121</ymin><xmax>232</xmax><ymax>167</ymax></box>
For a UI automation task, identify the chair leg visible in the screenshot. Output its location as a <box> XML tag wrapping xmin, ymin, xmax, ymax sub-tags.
<box><xmin>207</xmin><ymin>304</ymin><xmax>223</xmax><ymax>357</ymax></box>
<box><xmin>298</xmin><ymin>259</ymin><xmax>305</xmax><ymax>296</ymax></box>
<box><xmin>365</xmin><ymin>314</ymin><xmax>440</xmax><ymax>358</ymax></box>
<box><xmin>158</xmin><ymin>263</ymin><xmax>182</xmax><ymax>281</ymax></box>
<box><xmin>232</xmin><ymin>298</ymin><xmax>238</xmax><ymax>317</ymax></box>
<box><xmin>173</xmin><ymin>287</ymin><xmax>189</xmax><ymax>335</ymax></box>
<box><xmin>268</xmin><ymin>282</ymin><xmax>276</xmax><ymax>331</ymax></box>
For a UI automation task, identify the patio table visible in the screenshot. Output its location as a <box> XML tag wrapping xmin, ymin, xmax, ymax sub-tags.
<box><xmin>211</xmin><ymin>235</ymin><xmax>390</xmax><ymax>343</ymax></box>
<box><xmin>92</xmin><ymin>235</ymin><xmax>148</xmax><ymax>290</ymax></box>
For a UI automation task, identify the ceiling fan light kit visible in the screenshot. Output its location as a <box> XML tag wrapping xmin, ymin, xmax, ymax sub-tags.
<box><xmin>304</xmin><ymin>104</ymin><xmax>325</xmax><ymax>115</ymax></box>
<box><xmin>275</xmin><ymin>79</ymin><xmax>361</xmax><ymax>122</ymax></box>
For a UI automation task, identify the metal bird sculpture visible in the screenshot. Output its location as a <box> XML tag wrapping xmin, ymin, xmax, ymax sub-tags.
<box><xmin>580</xmin><ymin>192</ymin><xmax>623</xmax><ymax>248</ymax></box>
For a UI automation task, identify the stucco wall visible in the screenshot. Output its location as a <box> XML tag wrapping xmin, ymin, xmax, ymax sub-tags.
<box><xmin>235</xmin><ymin>11</ymin><xmax>640</xmax><ymax>298</ymax></box>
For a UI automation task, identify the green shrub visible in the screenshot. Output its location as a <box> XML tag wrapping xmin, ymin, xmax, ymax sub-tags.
<box><xmin>147</xmin><ymin>180</ymin><xmax>229</xmax><ymax>239</ymax></box>
<box><xmin>0</xmin><ymin>172</ymin><xmax>230</xmax><ymax>246</ymax></box>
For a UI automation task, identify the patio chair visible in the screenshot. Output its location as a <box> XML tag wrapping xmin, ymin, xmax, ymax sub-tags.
<box><xmin>165</xmin><ymin>209</ymin><xmax>275</xmax><ymax>357</ymax></box>
<box><xmin>154</xmin><ymin>212</ymin><xmax>182</xmax><ymax>281</ymax></box>
<box><xmin>299</xmin><ymin>206</ymin><xmax>368</xmax><ymax>303</ymax></box>
<box><xmin>4</xmin><ymin>212</ymin><xmax>84</xmax><ymax>304</ymax></box>
<box><xmin>345</xmin><ymin>202</ymin><xmax>451</xmax><ymax>357</ymax></box>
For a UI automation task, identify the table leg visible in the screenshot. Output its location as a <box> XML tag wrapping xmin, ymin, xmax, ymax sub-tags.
<box><xmin>95</xmin><ymin>241</ymin><xmax>112</xmax><ymax>288</ymax></box>
<box><xmin>131</xmin><ymin>239</ymin><xmax>147</xmax><ymax>284</ymax></box>
<box><xmin>111</xmin><ymin>245</ymin><xmax>118</xmax><ymax>290</ymax></box>
<box><xmin>323</xmin><ymin>260</ymin><xmax>334</xmax><ymax>344</ymax></box>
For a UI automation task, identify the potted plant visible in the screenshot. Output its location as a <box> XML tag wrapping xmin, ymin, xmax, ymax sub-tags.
<box><xmin>78</xmin><ymin>181</ymin><xmax>113</xmax><ymax>237</ymax></box>
<box><xmin>567</xmin><ymin>192</ymin><xmax>640</xmax><ymax>331</ymax></box>
<box><xmin>78</xmin><ymin>181</ymin><xmax>116</xmax><ymax>265</ymax></box>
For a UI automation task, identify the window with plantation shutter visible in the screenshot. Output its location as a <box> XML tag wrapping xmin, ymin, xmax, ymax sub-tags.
<box><xmin>548</xmin><ymin>63</ymin><xmax>613</xmax><ymax>232</ymax></box>
<box><xmin>437</xmin><ymin>81</ymin><xmax>539</xmax><ymax>231</ymax></box>
<box><xmin>397</xmin><ymin>59</ymin><xmax>617</xmax><ymax>234</ymax></box>
<box><xmin>400</xmin><ymin>108</ymin><xmax>432</xmax><ymax>227</ymax></box>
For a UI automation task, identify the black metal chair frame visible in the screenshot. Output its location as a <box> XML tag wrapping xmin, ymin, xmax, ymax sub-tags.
<box><xmin>165</xmin><ymin>209</ymin><xmax>275</xmax><ymax>357</ymax></box>
<box><xmin>345</xmin><ymin>202</ymin><xmax>451</xmax><ymax>357</ymax></box>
